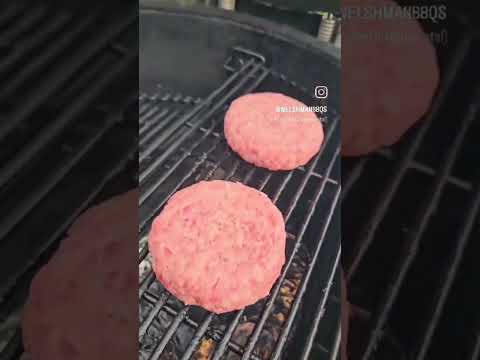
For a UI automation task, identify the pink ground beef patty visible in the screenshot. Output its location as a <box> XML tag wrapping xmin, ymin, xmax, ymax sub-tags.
<box><xmin>224</xmin><ymin>93</ymin><xmax>324</xmax><ymax>171</ymax></box>
<box><xmin>149</xmin><ymin>180</ymin><xmax>286</xmax><ymax>313</ymax></box>
<box><xmin>342</xmin><ymin>0</ymin><xmax>439</xmax><ymax>156</ymax></box>
<box><xmin>22</xmin><ymin>191</ymin><xmax>137</xmax><ymax>360</ymax></box>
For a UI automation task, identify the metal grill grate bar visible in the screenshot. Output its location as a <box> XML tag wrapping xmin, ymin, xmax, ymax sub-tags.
<box><xmin>138</xmin><ymin>127</ymin><xmax>222</xmax><ymax>221</ymax></box>
<box><xmin>469</xmin><ymin>330</ymin><xmax>480</xmax><ymax>360</ymax></box>
<box><xmin>0</xmin><ymin>11</ymin><xmax>95</xmax><ymax>102</ymax></box>
<box><xmin>361</xmin><ymin>86</ymin><xmax>479</xmax><ymax>360</ymax></box>
<box><xmin>149</xmin><ymin>307</ymin><xmax>190</xmax><ymax>360</ymax></box>
<box><xmin>0</xmin><ymin>81</ymin><xmax>136</xmax><ymax>242</ymax></box>
<box><xmin>180</xmin><ymin>313</ymin><xmax>215</xmax><ymax>360</ymax></box>
<box><xmin>0</xmin><ymin>12</ymin><xmax>70</xmax><ymax>75</ymax></box>
<box><xmin>0</xmin><ymin>3</ymin><xmax>26</xmax><ymax>27</ymax></box>
<box><xmin>139</xmin><ymin>144</ymin><xmax>236</xmax><ymax>299</ymax></box>
<box><xmin>273</xmin><ymin>171</ymin><xmax>341</xmax><ymax>360</ymax></box>
<box><xmin>377</xmin><ymin>149</ymin><xmax>474</xmax><ymax>192</ymax></box>
<box><xmin>139</xmin><ymin>272</ymin><xmax>156</xmax><ymax>299</ymax></box>
<box><xmin>140</xmin><ymin>105</ymin><xmax>162</xmax><ymax>123</ymax></box>
<box><xmin>140</xmin><ymin>110</ymin><xmax>180</xmax><ymax>147</ymax></box>
<box><xmin>211</xmin><ymin>310</ymin><xmax>243</xmax><ymax>360</ymax></box>
<box><xmin>241</xmin><ymin>117</ymin><xmax>340</xmax><ymax>359</ymax></box>
<box><xmin>210</xmin><ymin>116</ymin><xmax>339</xmax><ymax>360</ymax></box>
<box><xmin>0</xmin><ymin>329</ymin><xmax>22</xmax><ymax>360</ymax></box>
<box><xmin>182</xmin><ymin>121</ymin><xmax>338</xmax><ymax>185</ymax></box>
<box><xmin>139</xmin><ymin>62</ymin><xmax>268</xmax><ymax>180</ymax></box>
<box><xmin>0</xmin><ymin>5</ymin><xmax>47</xmax><ymax>46</ymax></box>
<box><xmin>0</xmin><ymin>7</ymin><xmax>135</xmax><ymax>142</ymax></box>
<box><xmin>346</xmin><ymin>34</ymin><xmax>472</xmax><ymax>283</ymax></box>
<box><xmin>275</xmin><ymin>113</ymin><xmax>339</xmax><ymax>209</ymax></box>
<box><xmin>0</xmin><ymin>54</ymin><xmax>135</xmax><ymax>192</ymax></box>
<box><xmin>139</xmin><ymin>95</ymin><xmax>158</xmax><ymax>115</ymax></box>
<box><xmin>139</xmin><ymin>103</ymin><xmax>150</xmax><ymax>115</ymax></box>
<box><xmin>300</xmin><ymin>227</ymin><xmax>342</xmax><ymax>360</ymax></box>
<box><xmin>139</xmin><ymin>108</ymin><xmax>170</xmax><ymax>139</ymax></box>
<box><xmin>175</xmin><ymin>163</ymin><xmax>251</xmax><ymax>359</ymax></box>
<box><xmin>342</xmin><ymin>158</ymin><xmax>367</xmax><ymax>200</ymax></box>
<box><xmin>209</xmin><ymin>116</ymin><xmax>338</xmax><ymax>360</ymax></box>
<box><xmin>414</xmin><ymin>152</ymin><xmax>480</xmax><ymax>357</ymax></box>
<box><xmin>210</xmin><ymin>168</ymin><xmax>280</xmax><ymax>360</ymax></box>
<box><xmin>139</xmin><ymin>292</ymin><xmax>170</xmax><ymax>340</ymax></box>
<box><xmin>280</xmin><ymin>143</ymin><xmax>332</xmax><ymax>220</ymax></box>
<box><xmin>139</xmin><ymin>140</ymin><xmax>224</xmax><ymax>278</ymax></box>
<box><xmin>138</xmin><ymin>59</ymin><xmax>257</xmax><ymax>165</ymax></box>
<box><xmin>138</xmin><ymin>91</ymin><xmax>200</xmax><ymax>118</ymax></box>
<box><xmin>0</xmin><ymin>112</ymin><xmax>136</xmax><ymax>322</ymax></box>
<box><xmin>139</xmin><ymin>240</ymin><xmax>148</xmax><ymax>265</ymax></box>
<box><xmin>142</xmin><ymin>291</ymin><xmax>263</xmax><ymax>360</ymax></box>
<box><xmin>142</xmin><ymin>156</ymin><xmax>248</xmax><ymax>358</ymax></box>
<box><xmin>139</xmin><ymin>142</ymin><xmax>233</xmax><ymax>292</ymax></box>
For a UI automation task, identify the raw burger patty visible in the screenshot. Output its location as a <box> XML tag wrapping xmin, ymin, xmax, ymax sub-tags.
<box><xmin>149</xmin><ymin>180</ymin><xmax>286</xmax><ymax>313</ymax></box>
<box><xmin>23</xmin><ymin>191</ymin><xmax>137</xmax><ymax>360</ymax></box>
<box><xmin>224</xmin><ymin>93</ymin><xmax>324</xmax><ymax>171</ymax></box>
<box><xmin>342</xmin><ymin>0</ymin><xmax>439</xmax><ymax>155</ymax></box>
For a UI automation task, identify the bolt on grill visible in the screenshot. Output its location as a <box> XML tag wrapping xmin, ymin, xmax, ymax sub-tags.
<box><xmin>0</xmin><ymin>2</ymin><xmax>138</xmax><ymax>358</ymax></box>
<box><xmin>139</xmin><ymin>49</ymin><xmax>341</xmax><ymax>360</ymax></box>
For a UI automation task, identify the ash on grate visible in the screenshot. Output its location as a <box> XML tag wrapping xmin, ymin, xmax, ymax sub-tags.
<box><xmin>140</xmin><ymin>308</ymin><xmax>197</xmax><ymax>359</ymax></box>
<box><xmin>139</xmin><ymin>232</ymin><xmax>309</xmax><ymax>359</ymax></box>
<box><xmin>193</xmin><ymin>246</ymin><xmax>310</xmax><ymax>359</ymax></box>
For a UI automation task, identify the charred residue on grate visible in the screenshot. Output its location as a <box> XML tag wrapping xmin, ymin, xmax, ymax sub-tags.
<box><xmin>139</xmin><ymin>246</ymin><xmax>309</xmax><ymax>360</ymax></box>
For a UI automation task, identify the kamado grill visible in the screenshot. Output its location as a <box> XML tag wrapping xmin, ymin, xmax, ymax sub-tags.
<box><xmin>139</xmin><ymin>3</ymin><xmax>341</xmax><ymax>360</ymax></box>
<box><xmin>0</xmin><ymin>1</ymin><xmax>138</xmax><ymax>358</ymax></box>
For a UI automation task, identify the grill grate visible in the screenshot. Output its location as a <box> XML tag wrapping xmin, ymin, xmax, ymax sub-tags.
<box><xmin>0</xmin><ymin>2</ymin><xmax>138</xmax><ymax>358</ymax></box>
<box><xmin>139</xmin><ymin>49</ymin><xmax>341</xmax><ymax>359</ymax></box>
<box><xmin>342</xmin><ymin>21</ymin><xmax>480</xmax><ymax>360</ymax></box>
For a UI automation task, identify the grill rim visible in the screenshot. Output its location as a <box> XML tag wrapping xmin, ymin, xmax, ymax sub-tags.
<box><xmin>139</xmin><ymin>0</ymin><xmax>340</xmax><ymax>64</ymax></box>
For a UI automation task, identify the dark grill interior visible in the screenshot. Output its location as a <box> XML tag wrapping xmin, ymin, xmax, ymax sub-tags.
<box><xmin>0</xmin><ymin>2</ymin><xmax>138</xmax><ymax>358</ymax></box>
<box><xmin>342</xmin><ymin>12</ymin><xmax>480</xmax><ymax>360</ymax></box>
<box><xmin>139</xmin><ymin>50</ymin><xmax>341</xmax><ymax>359</ymax></box>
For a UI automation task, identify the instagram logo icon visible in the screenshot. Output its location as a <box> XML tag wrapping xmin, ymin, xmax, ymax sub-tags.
<box><xmin>315</xmin><ymin>86</ymin><xmax>328</xmax><ymax>99</ymax></box>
